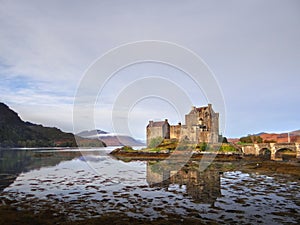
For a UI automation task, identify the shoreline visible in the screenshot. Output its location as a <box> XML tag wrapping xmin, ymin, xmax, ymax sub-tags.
<box><xmin>110</xmin><ymin>148</ymin><xmax>300</xmax><ymax>177</ymax></box>
<box><xmin>0</xmin><ymin>205</ymin><xmax>215</xmax><ymax>225</ymax></box>
<box><xmin>110</xmin><ymin>151</ymin><xmax>243</xmax><ymax>161</ymax></box>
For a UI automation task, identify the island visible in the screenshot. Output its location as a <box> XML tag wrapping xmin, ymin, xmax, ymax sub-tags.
<box><xmin>110</xmin><ymin>104</ymin><xmax>300</xmax><ymax>176</ymax></box>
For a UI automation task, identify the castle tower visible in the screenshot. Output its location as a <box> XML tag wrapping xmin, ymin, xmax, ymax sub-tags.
<box><xmin>146</xmin><ymin>119</ymin><xmax>170</xmax><ymax>146</ymax></box>
<box><xmin>146</xmin><ymin>104</ymin><xmax>220</xmax><ymax>145</ymax></box>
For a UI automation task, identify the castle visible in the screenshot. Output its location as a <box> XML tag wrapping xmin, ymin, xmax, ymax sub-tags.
<box><xmin>146</xmin><ymin>104</ymin><xmax>220</xmax><ymax>146</ymax></box>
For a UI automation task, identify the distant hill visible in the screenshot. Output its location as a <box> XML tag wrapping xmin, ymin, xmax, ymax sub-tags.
<box><xmin>77</xmin><ymin>130</ymin><xmax>145</xmax><ymax>146</ymax></box>
<box><xmin>227</xmin><ymin>138</ymin><xmax>240</xmax><ymax>143</ymax></box>
<box><xmin>228</xmin><ymin>130</ymin><xmax>300</xmax><ymax>144</ymax></box>
<box><xmin>0</xmin><ymin>103</ymin><xmax>106</xmax><ymax>148</ymax></box>
<box><xmin>76</xmin><ymin>129</ymin><xmax>108</xmax><ymax>137</ymax></box>
<box><xmin>290</xmin><ymin>130</ymin><xmax>300</xmax><ymax>136</ymax></box>
<box><xmin>259</xmin><ymin>131</ymin><xmax>300</xmax><ymax>143</ymax></box>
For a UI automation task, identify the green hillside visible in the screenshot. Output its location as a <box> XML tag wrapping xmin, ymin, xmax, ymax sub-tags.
<box><xmin>0</xmin><ymin>103</ymin><xmax>106</xmax><ymax>148</ymax></box>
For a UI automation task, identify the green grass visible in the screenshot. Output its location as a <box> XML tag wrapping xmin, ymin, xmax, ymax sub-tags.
<box><xmin>218</xmin><ymin>144</ymin><xmax>239</xmax><ymax>152</ymax></box>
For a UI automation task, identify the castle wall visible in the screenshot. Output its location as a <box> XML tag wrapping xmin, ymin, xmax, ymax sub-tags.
<box><xmin>146</xmin><ymin>126</ymin><xmax>163</xmax><ymax>146</ymax></box>
<box><xmin>198</xmin><ymin>131</ymin><xmax>210</xmax><ymax>143</ymax></box>
<box><xmin>146</xmin><ymin>104</ymin><xmax>220</xmax><ymax>145</ymax></box>
<box><xmin>185</xmin><ymin>113</ymin><xmax>198</xmax><ymax>127</ymax></box>
<box><xmin>162</xmin><ymin>123</ymin><xmax>170</xmax><ymax>139</ymax></box>
<box><xmin>210</xmin><ymin>112</ymin><xmax>219</xmax><ymax>143</ymax></box>
<box><xmin>146</xmin><ymin>122</ymin><xmax>170</xmax><ymax>146</ymax></box>
<box><xmin>180</xmin><ymin>126</ymin><xmax>197</xmax><ymax>143</ymax></box>
<box><xmin>170</xmin><ymin>124</ymin><xmax>181</xmax><ymax>140</ymax></box>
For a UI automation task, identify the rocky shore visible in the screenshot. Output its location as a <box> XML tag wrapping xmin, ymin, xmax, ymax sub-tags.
<box><xmin>0</xmin><ymin>205</ymin><xmax>216</xmax><ymax>225</ymax></box>
<box><xmin>110</xmin><ymin>146</ymin><xmax>300</xmax><ymax>177</ymax></box>
<box><xmin>110</xmin><ymin>150</ymin><xmax>243</xmax><ymax>161</ymax></box>
<box><xmin>1</xmin><ymin>148</ymin><xmax>299</xmax><ymax>225</ymax></box>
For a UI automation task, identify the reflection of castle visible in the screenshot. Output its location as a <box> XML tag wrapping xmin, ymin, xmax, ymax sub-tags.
<box><xmin>146</xmin><ymin>104</ymin><xmax>220</xmax><ymax>146</ymax></box>
<box><xmin>146</xmin><ymin>162</ymin><xmax>221</xmax><ymax>204</ymax></box>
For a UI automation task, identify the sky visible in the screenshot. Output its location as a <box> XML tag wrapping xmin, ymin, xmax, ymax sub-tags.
<box><xmin>0</xmin><ymin>0</ymin><xmax>299</xmax><ymax>140</ymax></box>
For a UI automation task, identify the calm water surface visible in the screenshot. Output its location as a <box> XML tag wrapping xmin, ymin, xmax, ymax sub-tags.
<box><xmin>0</xmin><ymin>147</ymin><xmax>299</xmax><ymax>224</ymax></box>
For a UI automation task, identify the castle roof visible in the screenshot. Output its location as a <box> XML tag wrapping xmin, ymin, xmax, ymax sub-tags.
<box><xmin>152</xmin><ymin>121</ymin><xmax>165</xmax><ymax>127</ymax></box>
<box><xmin>147</xmin><ymin>120</ymin><xmax>169</xmax><ymax>127</ymax></box>
<box><xmin>195</xmin><ymin>106</ymin><xmax>208</xmax><ymax>112</ymax></box>
<box><xmin>189</xmin><ymin>106</ymin><xmax>207</xmax><ymax>114</ymax></box>
<box><xmin>189</xmin><ymin>104</ymin><xmax>215</xmax><ymax>114</ymax></box>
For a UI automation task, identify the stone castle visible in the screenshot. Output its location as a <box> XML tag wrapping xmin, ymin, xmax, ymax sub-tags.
<box><xmin>146</xmin><ymin>104</ymin><xmax>220</xmax><ymax>146</ymax></box>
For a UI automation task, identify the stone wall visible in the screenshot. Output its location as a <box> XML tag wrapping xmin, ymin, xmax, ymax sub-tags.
<box><xmin>146</xmin><ymin>126</ymin><xmax>162</xmax><ymax>146</ymax></box>
<box><xmin>146</xmin><ymin>104</ymin><xmax>220</xmax><ymax>145</ymax></box>
<box><xmin>162</xmin><ymin>123</ymin><xmax>170</xmax><ymax>139</ymax></box>
<box><xmin>185</xmin><ymin>112</ymin><xmax>198</xmax><ymax>127</ymax></box>
<box><xmin>198</xmin><ymin>131</ymin><xmax>211</xmax><ymax>143</ymax></box>
<box><xmin>240</xmin><ymin>143</ymin><xmax>300</xmax><ymax>161</ymax></box>
<box><xmin>241</xmin><ymin>145</ymin><xmax>258</xmax><ymax>155</ymax></box>
<box><xmin>170</xmin><ymin>124</ymin><xmax>181</xmax><ymax>140</ymax></box>
<box><xmin>146</xmin><ymin>120</ymin><xmax>170</xmax><ymax>146</ymax></box>
<box><xmin>184</xmin><ymin>104</ymin><xmax>219</xmax><ymax>143</ymax></box>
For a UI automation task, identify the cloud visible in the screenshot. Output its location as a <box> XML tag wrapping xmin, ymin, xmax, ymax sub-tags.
<box><xmin>0</xmin><ymin>0</ymin><xmax>299</xmax><ymax>137</ymax></box>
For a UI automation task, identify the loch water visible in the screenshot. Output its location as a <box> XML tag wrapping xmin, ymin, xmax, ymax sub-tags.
<box><xmin>0</xmin><ymin>147</ymin><xmax>299</xmax><ymax>224</ymax></box>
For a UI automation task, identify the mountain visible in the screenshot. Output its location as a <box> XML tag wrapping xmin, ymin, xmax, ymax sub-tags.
<box><xmin>77</xmin><ymin>130</ymin><xmax>145</xmax><ymax>146</ymax></box>
<box><xmin>0</xmin><ymin>103</ymin><xmax>106</xmax><ymax>148</ymax></box>
<box><xmin>290</xmin><ymin>130</ymin><xmax>300</xmax><ymax>136</ymax></box>
<box><xmin>228</xmin><ymin>130</ymin><xmax>300</xmax><ymax>144</ymax></box>
<box><xmin>76</xmin><ymin>129</ymin><xmax>108</xmax><ymax>137</ymax></box>
<box><xmin>259</xmin><ymin>130</ymin><xmax>300</xmax><ymax>143</ymax></box>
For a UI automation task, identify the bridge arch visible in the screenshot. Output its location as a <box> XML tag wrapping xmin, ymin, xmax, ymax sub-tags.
<box><xmin>236</xmin><ymin>143</ymin><xmax>300</xmax><ymax>160</ymax></box>
<box><xmin>274</xmin><ymin>148</ymin><xmax>296</xmax><ymax>161</ymax></box>
<box><xmin>258</xmin><ymin>148</ymin><xmax>271</xmax><ymax>160</ymax></box>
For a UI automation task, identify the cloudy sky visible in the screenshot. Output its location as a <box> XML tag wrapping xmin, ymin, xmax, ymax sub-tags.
<box><xmin>0</xmin><ymin>0</ymin><xmax>299</xmax><ymax>139</ymax></box>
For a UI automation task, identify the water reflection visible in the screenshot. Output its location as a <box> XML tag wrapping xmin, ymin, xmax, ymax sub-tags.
<box><xmin>147</xmin><ymin>161</ymin><xmax>221</xmax><ymax>204</ymax></box>
<box><xmin>0</xmin><ymin>149</ymin><xmax>299</xmax><ymax>224</ymax></box>
<box><xmin>0</xmin><ymin>149</ymin><xmax>82</xmax><ymax>191</ymax></box>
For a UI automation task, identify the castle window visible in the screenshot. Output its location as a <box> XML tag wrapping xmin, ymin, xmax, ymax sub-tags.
<box><xmin>198</xmin><ymin>118</ymin><xmax>203</xmax><ymax>125</ymax></box>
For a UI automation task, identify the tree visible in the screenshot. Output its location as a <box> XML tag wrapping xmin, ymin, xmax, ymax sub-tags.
<box><xmin>222</xmin><ymin>137</ymin><xmax>228</xmax><ymax>143</ymax></box>
<box><xmin>240</xmin><ymin>135</ymin><xmax>263</xmax><ymax>143</ymax></box>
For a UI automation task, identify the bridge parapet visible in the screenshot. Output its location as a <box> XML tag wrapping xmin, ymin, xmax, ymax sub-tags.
<box><xmin>240</xmin><ymin>145</ymin><xmax>257</xmax><ymax>155</ymax></box>
<box><xmin>296</xmin><ymin>143</ymin><xmax>300</xmax><ymax>159</ymax></box>
<box><xmin>236</xmin><ymin>142</ymin><xmax>300</xmax><ymax>160</ymax></box>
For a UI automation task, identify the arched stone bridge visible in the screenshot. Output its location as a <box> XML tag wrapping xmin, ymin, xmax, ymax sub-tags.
<box><xmin>238</xmin><ymin>143</ymin><xmax>300</xmax><ymax>160</ymax></box>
